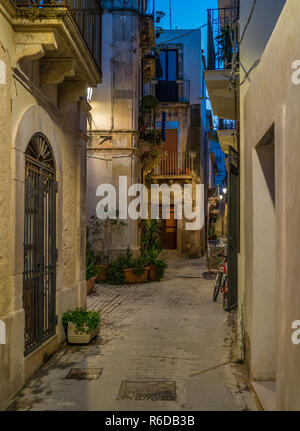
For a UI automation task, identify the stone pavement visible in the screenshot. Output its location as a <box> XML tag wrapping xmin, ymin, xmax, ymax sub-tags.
<box><xmin>7</xmin><ymin>256</ymin><xmax>258</xmax><ymax>411</ymax></box>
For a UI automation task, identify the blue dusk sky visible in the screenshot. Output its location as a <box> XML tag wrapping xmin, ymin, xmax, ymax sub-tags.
<box><xmin>155</xmin><ymin>0</ymin><xmax>218</xmax><ymax>30</ymax></box>
<box><xmin>155</xmin><ymin>0</ymin><xmax>218</xmax><ymax>53</ymax></box>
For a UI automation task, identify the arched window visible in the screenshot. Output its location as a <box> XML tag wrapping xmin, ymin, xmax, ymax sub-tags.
<box><xmin>23</xmin><ymin>134</ymin><xmax>57</xmax><ymax>356</ymax></box>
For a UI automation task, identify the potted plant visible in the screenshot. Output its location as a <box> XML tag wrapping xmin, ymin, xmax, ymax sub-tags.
<box><xmin>86</xmin><ymin>251</ymin><xmax>99</xmax><ymax>295</ymax></box>
<box><xmin>144</xmin><ymin>245</ymin><xmax>167</xmax><ymax>281</ymax></box>
<box><xmin>62</xmin><ymin>308</ymin><xmax>101</xmax><ymax>345</ymax></box>
<box><xmin>96</xmin><ymin>264</ymin><xmax>109</xmax><ymax>282</ymax></box>
<box><xmin>123</xmin><ymin>256</ymin><xmax>150</xmax><ymax>284</ymax></box>
<box><xmin>106</xmin><ymin>247</ymin><xmax>132</xmax><ymax>285</ymax></box>
<box><xmin>87</xmin><ymin>214</ymin><xmax>127</xmax><ymax>284</ymax></box>
<box><xmin>215</xmin><ymin>23</ymin><xmax>235</xmax><ymax>69</ymax></box>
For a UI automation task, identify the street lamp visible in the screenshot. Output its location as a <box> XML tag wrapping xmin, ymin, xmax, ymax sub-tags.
<box><xmin>223</xmin><ymin>188</ymin><xmax>227</xmax><ymax>194</ymax></box>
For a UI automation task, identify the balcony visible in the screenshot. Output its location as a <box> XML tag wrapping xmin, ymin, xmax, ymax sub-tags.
<box><xmin>207</xmin><ymin>7</ymin><xmax>239</xmax><ymax>70</ymax></box>
<box><xmin>144</xmin><ymin>80</ymin><xmax>190</xmax><ymax>104</ymax></box>
<box><xmin>217</xmin><ymin>119</ymin><xmax>238</xmax><ymax>154</ymax></box>
<box><xmin>140</xmin><ymin>0</ymin><xmax>154</xmax><ymax>16</ymax></box>
<box><xmin>13</xmin><ymin>0</ymin><xmax>102</xmax><ymax>75</ymax></box>
<box><xmin>152</xmin><ymin>152</ymin><xmax>195</xmax><ymax>177</ymax></box>
<box><xmin>204</xmin><ymin>7</ymin><xmax>239</xmax><ymax>120</ymax></box>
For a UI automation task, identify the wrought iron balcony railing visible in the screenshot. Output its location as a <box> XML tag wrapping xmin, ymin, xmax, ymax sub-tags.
<box><xmin>144</xmin><ymin>80</ymin><xmax>190</xmax><ymax>104</ymax></box>
<box><xmin>13</xmin><ymin>0</ymin><xmax>102</xmax><ymax>73</ymax></box>
<box><xmin>153</xmin><ymin>152</ymin><xmax>195</xmax><ymax>176</ymax></box>
<box><xmin>140</xmin><ymin>0</ymin><xmax>154</xmax><ymax>16</ymax></box>
<box><xmin>217</xmin><ymin>119</ymin><xmax>235</xmax><ymax>130</ymax></box>
<box><xmin>207</xmin><ymin>7</ymin><xmax>239</xmax><ymax>70</ymax></box>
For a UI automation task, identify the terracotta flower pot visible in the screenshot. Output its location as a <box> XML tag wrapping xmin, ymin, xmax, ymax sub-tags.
<box><xmin>96</xmin><ymin>264</ymin><xmax>109</xmax><ymax>282</ymax></box>
<box><xmin>123</xmin><ymin>267</ymin><xmax>150</xmax><ymax>284</ymax></box>
<box><xmin>87</xmin><ymin>276</ymin><xmax>96</xmax><ymax>296</ymax></box>
<box><xmin>149</xmin><ymin>265</ymin><xmax>158</xmax><ymax>281</ymax></box>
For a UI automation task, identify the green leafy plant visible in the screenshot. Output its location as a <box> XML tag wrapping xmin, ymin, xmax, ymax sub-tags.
<box><xmin>140</xmin><ymin>95</ymin><xmax>159</xmax><ymax>113</ymax></box>
<box><xmin>106</xmin><ymin>247</ymin><xmax>132</xmax><ymax>285</ymax></box>
<box><xmin>140</xmin><ymin>220</ymin><xmax>162</xmax><ymax>254</ymax></box>
<box><xmin>62</xmin><ymin>308</ymin><xmax>101</xmax><ymax>334</ymax></box>
<box><xmin>87</xmin><ymin>214</ymin><xmax>127</xmax><ymax>265</ymax></box>
<box><xmin>215</xmin><ymin>23</ymin><xmax>235</xmax><ymax>66</ymax></box>
<box><xmin>154</xmin><ymin>258</ymin><xmax>168</xmax><ymax>280</ymax></box>
<box><xmin>143</xmin><ymin>245</ymin><xmax>167</xmax><ymax>281</ymax></box>
<box><xmin>142</xmin><ymin>130</ymin><xmax>162</xmax><ymax>145</ymax></box>
<box><xmin>131</xmin><ymin>256</ymin><xmax>148</xmax><ymax>275</ymax></box>
<box><xmin>86</xmin><ymin>250</ymin><xmax>99</xmax><ymax>280</ymax></box>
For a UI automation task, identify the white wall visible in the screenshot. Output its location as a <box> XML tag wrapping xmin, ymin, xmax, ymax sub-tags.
<box><xmin>157</xmin><ymin>29</ymin><xmax>202</xmax><ymax>105</ymax></box>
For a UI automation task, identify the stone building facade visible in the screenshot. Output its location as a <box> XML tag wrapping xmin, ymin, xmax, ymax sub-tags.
<box><xmin>0</xmin><ymin>0</ymin><xmax>102</xmax><ymax>409</ymax></box>
<box><xmin>144</xmin><ymin>29</ymin><xmax>209</xmax><ymax>257</ymax></box>
<box><xmin>87</xmin><ymin>0</ymin><xmax>155</xmax><ymax>258</ymax></box>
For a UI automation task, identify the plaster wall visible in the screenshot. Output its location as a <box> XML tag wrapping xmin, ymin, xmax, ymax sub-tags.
<box><xmin>238</xmin><ymin>0</ymin><xmax>286</xmax><ymax>363</ymax></box>
<box><xmin>242</xmin><ymin>0</ymin><xmax>300</xmax><ymax>409</ymax></box>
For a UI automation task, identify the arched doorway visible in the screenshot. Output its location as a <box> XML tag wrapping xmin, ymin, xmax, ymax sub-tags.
<box><xmin>23</xmin><ymin>134</ymin><xmax>57</xmax><ymax>356</ymax></box>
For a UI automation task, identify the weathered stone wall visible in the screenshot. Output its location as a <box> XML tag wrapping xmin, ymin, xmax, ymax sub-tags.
<box><xmin>87</xmin><ymin>8</ymin><xmax>141</xmax><ymax>257</ymax></box>
<box><xmin>0</xmin><ymin>11</ymin><xmax>88</xmax><ymax>410</ymax></box>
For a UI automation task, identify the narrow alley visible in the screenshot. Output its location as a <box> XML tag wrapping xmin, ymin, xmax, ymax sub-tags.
<box><xmin>7</xmin><ymin>256</ymin><xmax>257</xmax><ymax>411</ymax></box>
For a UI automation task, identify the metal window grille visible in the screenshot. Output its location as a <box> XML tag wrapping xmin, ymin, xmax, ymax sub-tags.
<box><xmin>23</xmin><ymin>134</ymin><xmax>57</xmax><ymax>356</ymax></box>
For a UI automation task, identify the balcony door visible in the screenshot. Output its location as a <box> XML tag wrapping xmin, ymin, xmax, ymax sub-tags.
<box><xmin>161</xmin><ymin>206</ymin><xmax>177</xmax><ymax>250</ymax></box>
<box><xmin>156</xmin><ymin>49</ymin><xmax>178</xmax><ymax>102</ymax></box>
<box><xmin>161</xmin><ymin>129</ymin><xmax>178</xmax><ymax>175</ymax></box>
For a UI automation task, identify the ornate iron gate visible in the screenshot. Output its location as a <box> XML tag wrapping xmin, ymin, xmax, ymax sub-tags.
<box><xmin>227</xmin><ymin>146</ymin><xmax>239</xmax><ymax>311</ymax></box>
<box><xmin>23</xmin><ymin>134</ymin><xmax>57</xmax><ymax>356</ymax></box>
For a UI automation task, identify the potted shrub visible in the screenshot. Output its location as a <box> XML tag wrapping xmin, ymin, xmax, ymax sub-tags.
<box><xmin>96</xmin><ymin>264</ymin><xmax>109</xmax><ymax>282</ymax></box>
<box><xmin>215</xmin><ymin>23</ymin><xmax>235</xmax><ymax>69</ymax></box>
<box><xmin>144</xmin><ymin>245</ymin><xmax>167</xmax><ymax>281</ymax></box>
<box><xmin>62</xmin><ymin>308</ymin><xmax>101</xmax><ymax>345</ymax></box>
<box><xmin>106</xmin><ymin>247</ymin><xmax>132</xmax><ymax>285</ymax></box>
<box><xmin>86</xmin><ymin>252</ymin><xmax>99</xmax><ymax>295</ymax></box>
<box><xmin>123</xmin><ymin>257</ymin><xmax>150</xmax><ymax>284</ymax></box>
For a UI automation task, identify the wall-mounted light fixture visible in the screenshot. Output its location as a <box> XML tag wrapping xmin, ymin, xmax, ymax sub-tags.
<box><xmin>87</xmin><ymin>87</ymin><xmax>93</xmax><ymax>103</ymax></box>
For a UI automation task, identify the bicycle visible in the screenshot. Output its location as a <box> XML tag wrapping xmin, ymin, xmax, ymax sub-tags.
<box><xmin>212</xmin><ymin>254</ymin><xmax>229</xmax><ymax>311</ymax></box>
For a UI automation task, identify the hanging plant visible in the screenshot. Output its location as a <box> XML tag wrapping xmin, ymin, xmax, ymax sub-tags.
<box><xmin>140</xmin><ymin>95</ymin><xmax>159</xmax><ymax>113</ymax></box>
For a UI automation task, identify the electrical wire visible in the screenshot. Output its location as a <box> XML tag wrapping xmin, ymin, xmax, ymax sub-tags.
<box><xmin>229</xmin><ymin>0</ymin><xmax>257</xmax><ymax>90</ymax></box>
<box><xmin>87</xmin><ymin>154</ymin><xmax>135</xmax><ymax>161</ymax></box>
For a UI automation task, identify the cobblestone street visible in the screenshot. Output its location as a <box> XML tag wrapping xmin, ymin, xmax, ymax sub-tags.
<box><xmin>7</xmin><ymin>256</ymin><xmax>257</xmax><ymax>411</ymax></box>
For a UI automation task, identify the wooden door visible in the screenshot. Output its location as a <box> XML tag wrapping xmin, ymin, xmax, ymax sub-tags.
<box><xmin>163</xmin><ymin>129</ymin><xmax>178</xmax><ymax>153</ymax></box>
<box><xmin>161</xmin><ymin>206</ymin><xmax>177</xmax><ymax>249</ymax></box>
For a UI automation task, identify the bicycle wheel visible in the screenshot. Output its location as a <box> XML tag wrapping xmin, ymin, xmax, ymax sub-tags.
<box><xmin>213</xmin><ymin>272</ymin><xmax>222</xmax><ymax>302</ymax></box>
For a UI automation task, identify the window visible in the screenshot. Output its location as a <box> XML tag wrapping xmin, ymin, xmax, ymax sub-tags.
<box><xmin>157</xmin><ymin>49</ymin><xmax>178</xmax><ymax>81</ymax></box>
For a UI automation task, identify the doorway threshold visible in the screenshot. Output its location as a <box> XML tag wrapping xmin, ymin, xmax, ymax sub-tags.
<box><xmin>251</xmin><ymin>381</ymin><xmax>276</xmax><ymax>411</ymax></box>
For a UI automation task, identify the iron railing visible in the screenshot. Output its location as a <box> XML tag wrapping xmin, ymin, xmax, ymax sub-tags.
<box><xmin>13</xmin><ymin>0</ymin><xmax>102</xmax><ymax>73</ymax></box>
<box><xmin>144</xmin><ymin>80</ymin><xmax>190</xmax><ymax>103</ymax></box>
<box><xmin>140</xmin><ymin>0</ymin><xmax>154</xmax><ymax>16</ymax></box>
<box><xmin>218</xmin><ymin>119</ymin><xmax>235</xmax><ymax>130</ymax></box>
<box><xmin>153</xmin><ymin>152</ymin><xmax>195</xmax><ymax>176</ymax></box>
<box><xmin>207</xmin><ymin>7</ymin><xmax>239</xmax><ymax>70</ymax></box>
<box><xmin>24</xmin><ymin>134</ymin><xmax>57</xmax><ymax>356</ymax></box>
